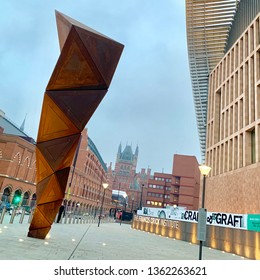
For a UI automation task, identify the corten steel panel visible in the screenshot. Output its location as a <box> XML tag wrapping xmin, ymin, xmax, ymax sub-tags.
<box><xmin>47</xmin><ymin>89</ymin><xmax>107</xmax><ymax>131</ymax></box>
<box><xmin>28</xmin><ymin>11</ymin><xmax>124</xmax><ymax>239</ymax></box>
<box><xmin>46</xmin><ymin>28</ymin><xmax>106</xmax><ymax>91</ymax></box>
<box><xmin>75</xmin><ymin>26</ymin><xmax>125</xmax><ymax>87</ymax></box>
<box><xmin>37</xmin><ymin>134</ymin><xmax>81</xmax><ymax>171</ymax></box>
<box><xmin>37</xmin><ymin>94</ymin><xmax>80</xmax><ymax>143</ymax></box>
<box><xmin>36</xmin><ymin>168</ymin><xmax>71</xmax><ymax>205</ymax></box>
<box><xmin>35</xmin><ymin>147</ymin><xmax>54</xmax><ymax>183</ymax></box>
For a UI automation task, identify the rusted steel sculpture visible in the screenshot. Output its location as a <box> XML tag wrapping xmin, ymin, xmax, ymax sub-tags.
<box><xmin>28</xmin><ymin>11</ymin><xmax>124</xmax><ymax>239</ymax></box>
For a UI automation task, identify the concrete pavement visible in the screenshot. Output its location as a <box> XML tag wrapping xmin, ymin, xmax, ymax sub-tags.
<box><xmin>0</xmin><ymin>214</ymin><xmax>247</xmax><ymax>260</ymax></box>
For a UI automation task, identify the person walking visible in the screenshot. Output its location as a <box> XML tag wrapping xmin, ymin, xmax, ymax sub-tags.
<box><xmin>56</xmin><ymin>202</ymin><xmax>65</xmax><ymax>223</ymax></box>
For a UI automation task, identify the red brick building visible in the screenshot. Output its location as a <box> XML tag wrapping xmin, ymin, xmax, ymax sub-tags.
<box><xmin>0</xmin><ymin>110</ymin><xmax>112</xmax><ymax>216</ymax></box>
<box><xmin>144</xmin><ymin>154</ymin><xmax>200</xmax><ymax>210</ymax></box>
<box><xmin>107</xmin><ymin>143</ymin><xmax>151</xmax><ymax>214</ymax></box>
<box><xmin>0</xmin><ymin>132</ymin><xmax>37</xmax><ymax>207</ymax></box>
<box><xmin>64</xmin><ymin>128</ymin><xmax>112</xmax><ymax>216</ymax></box>
<box><xmin>172</xmin><ymin>154</ymin><xmax>200</xmax><ymax>209</ymax></box>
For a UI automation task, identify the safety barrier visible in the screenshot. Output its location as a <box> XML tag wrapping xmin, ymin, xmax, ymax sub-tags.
<box><xmin>0</xmin><ymin>207</ymin><xmax>114</xmax><ymax>225</ymax></box>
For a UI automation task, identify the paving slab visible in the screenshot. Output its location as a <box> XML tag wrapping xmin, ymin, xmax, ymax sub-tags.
<box><xmin>0</xmin><ymin>218</ymin><xmax>247</xmax><ymax>260</ymax></box>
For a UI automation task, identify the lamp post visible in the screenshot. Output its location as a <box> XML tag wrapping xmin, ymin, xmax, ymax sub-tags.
<box><xmin>120</xmin><ymin>193</ymin><xmax>127</xmax><ymax>226</ymax></box>
<box><xmin>98</xmin><ymin>183</ymin><xmax>109</xmax><ymax>227</ymax></box>
<box><xmin>198</xmin><ymin>164</ymin><xmax>211</xmax><ymax>260</ymax></box>
<box><xmin>139</xmin><ymin>184</ymin><xmax>144</xmax><ymax>209</ymax></box>
<box><xmin>124</xmin><ymin>196</ymin><xmax>127</xmax><ymax>211</ymax></box>
<box><xmin>114</xmin><ymin>183</ymin><xmax>120</xmax><ymax>218</ymax></box>
<box><xmin>94</xmin><ymin>200</ymin><xmax>99</xmax><ymax>219</ymax></box>
<box><xmin>131</xmin><ymin>194</ymin><xmax>135</xmax><ymax>213</ymax></box>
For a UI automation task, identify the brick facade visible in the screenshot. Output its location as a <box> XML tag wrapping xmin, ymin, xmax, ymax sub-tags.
<box><xmin>205</xmin><ymin>13</ymin><xmax>260</xmax><ymax>213</ymax></box>
<box><xmin>0</xmin><ymin>132</ymin><xmax>37</xmax><ymax>207</ymax></box>
<box><xmin>107</xmin><ymin>143</ymin><xmax>151</xmax><ymax>213</ymax></box>
<box><xmin>144</xmin><ymin>154</ymin><xmax>200</xmax><ymax>210</ymax></box>
<box><xmin>0</xmin><ymin>126</ymin><xmax>112</xmax><ymax>216</ymax></box>
<box><xmin>64</xmin><ymin>128</ymin><xmax>112</xmax><ymax>216</ymax></box>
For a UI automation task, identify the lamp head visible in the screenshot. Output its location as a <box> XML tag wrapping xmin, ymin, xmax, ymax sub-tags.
<box><xmin>102</xmin><ymin>183</ymin><xmax>109</xmax><ymax>189</ymax></box>
<box><xmin>199</xmin><ymin>164</ymin><xmax>211</xmax><ymax>176</ymax></box>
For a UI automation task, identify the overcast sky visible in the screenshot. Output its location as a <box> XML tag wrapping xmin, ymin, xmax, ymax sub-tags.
<box><xmin>0</xmin><ymin>0</ymin><xmax>201</xmax><ymax>174</ymax></box>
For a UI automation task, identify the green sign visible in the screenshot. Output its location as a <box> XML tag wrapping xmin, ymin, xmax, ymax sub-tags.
<box><xmin>247</xmin><ymin>214</ymin><xmax>260</xmax><ymax>232</ymax></box>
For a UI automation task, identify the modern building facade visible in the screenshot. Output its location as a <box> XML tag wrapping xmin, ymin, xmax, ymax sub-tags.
<box><xmin>144</xmin><ymin>154</ymin><xmax>200</xmax><ymax>210</ymax></box>
<box><xmin>206</xmin><ymin>10</ymin><xmax>260</xmax><ymax>213</ymax></box>
<box><xmin>187</xmin><ymin>0</ymin><xmax>260</xmax><ymax>213</ymax></box>
<box><xmin>146</xmin><ymin>172</ymin><xmax>174</xmax><ymax>208</ymax></box>
<box><xmin>186</xmin><ymin>0</ymin><xmax>238</xmax><ymax>161</ymax></box>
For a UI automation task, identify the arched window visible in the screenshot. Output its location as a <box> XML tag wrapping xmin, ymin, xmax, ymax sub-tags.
<box><xmin>23</xmin><ymin>157</ymin><xmax>31</xmax><ymax>180</ymax></box>
<box><xmin>12</xmin><ymin>189</ymin><xmax>22</xmax><ymax>205</ymax></box>
<box><xmin>22</xmin><ymin>191</ymin><xmax>30</xmax><ymax>206</ymax></box>
<box><xmin>30</xmin><ymin>193</ymin><xmax>37</xmax><ymax>208</ymax></box>
<box><xmin>13</xmin><ymin>152</ymin><xmax>21</xmax><ymax>164</ymax></box>
<box><xmin>1</xmin><ymin>186</ymin><xmax>12</xmax><ymax>202</ymax></box>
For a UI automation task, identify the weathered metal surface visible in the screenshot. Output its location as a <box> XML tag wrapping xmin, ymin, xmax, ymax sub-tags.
<box><xmin>28</xmin><ymin>10</ymin><xmax>124</xmax><ymax>239</ymax></box>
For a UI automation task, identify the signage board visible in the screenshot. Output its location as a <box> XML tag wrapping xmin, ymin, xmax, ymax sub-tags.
<box><xmin>247</xmin><ymin>214</ymin><xmax>260</xmax><ymax>232</ymax></box>
<box><xmin>138</xmin><ymin>207</ymin><xmax>248</xmax><ymax>230</ymax></box>
<box><xmin>197</xmin><ymin>208</ymin><xmax>207</xmax><ymax>241</ymax></box>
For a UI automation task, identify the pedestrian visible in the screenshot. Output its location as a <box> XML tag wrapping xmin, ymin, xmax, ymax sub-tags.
<box><xmin>56</xmin><ymin>202</ymin><xmax>65</xmax><ymax>223</ymax></box>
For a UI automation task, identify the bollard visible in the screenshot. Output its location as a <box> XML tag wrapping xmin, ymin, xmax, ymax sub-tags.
<box><xmin>9</xmin><ymin>209</ymin><xmax>16</xmax><ymax>224</ymax></box>
<box><xmin>0</xmin><ymin>208</ymin><xmax>6</xmax><ymax>224</ymax></box>
<box><xmin>28</xmin><ymin>209</ymin><xmax>34</xmax><ymax>224</ymax></box>
<box><xmin>19</xmin><ymin>209</ymin><xmax>25</xmax><ymax>224</ymax></box>
<box><xmin>64</xmin><ymin>214</ymin><xmax>68</xmax><ymax>224</ymax></box>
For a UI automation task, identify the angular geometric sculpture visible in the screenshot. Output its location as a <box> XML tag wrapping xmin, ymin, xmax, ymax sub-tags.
<box><xmin>27</xmin><ymin>11</ymin><xmax>124</xmax><ymax>239</ymax></box>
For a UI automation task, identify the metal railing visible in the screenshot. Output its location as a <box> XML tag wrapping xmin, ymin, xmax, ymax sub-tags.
<box><xmin>0</xmin><ymin>207</ymin><xmax>114</xmax><ymax>225</ymax></box>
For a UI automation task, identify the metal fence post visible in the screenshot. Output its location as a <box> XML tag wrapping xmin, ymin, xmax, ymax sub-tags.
<box><xmin>0</xmin><ymin>208</ymin><xmax>6</xmax><ymax>224</ymax></box>
<box><xmin>19</xmin><ymin>209</ymin><xmax>25</xmax><ymax>224</ymax></box>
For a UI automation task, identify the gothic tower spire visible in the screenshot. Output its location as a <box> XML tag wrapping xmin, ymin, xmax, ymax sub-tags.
<box><xmin>20</xmin><ymin>114</ymin><xmax>27</xmax><ymax>132</ymax></box>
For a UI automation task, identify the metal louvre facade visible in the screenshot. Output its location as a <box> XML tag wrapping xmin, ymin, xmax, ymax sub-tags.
<box><xmin>186</xmin><ymin>0</ymin><xmax>237</xmax><ymax>161</ymax></box>
<box><xmin>225</xmin><ymin>0</ymin><xmax>260</xmax><ymax>52</ymax></box>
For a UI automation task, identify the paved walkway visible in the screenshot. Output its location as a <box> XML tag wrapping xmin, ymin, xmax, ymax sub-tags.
<box><xmin>0</xmin><ymin>215</ymin><xmax>246</xmax><ymax>260</ymax></box>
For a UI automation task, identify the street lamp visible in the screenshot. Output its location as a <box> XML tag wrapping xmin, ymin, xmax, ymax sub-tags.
<box><xmin>198</xmin><ymin>164</ymin><xmax>211</xmax><ymax>260</ymax></box>
<box><xmin>114</xmin><ymin>183</ymin><xmax>121</xmax><ymax>218</ymax></box>
<box><xmin>123</xmin><ymin>193</ymin><xmax>127</xmax><ymax>211</ymax></box>
<box><xmin>198</xmin><ymin>165</ymin><xmax>211</xmax><ymax>209</ymax></box>
<box><xmin>98</xmin><ymin>183</ymin><xmax>109</xmax><ymax>227</ymax></box>
<box><xmin>120</xmin><ymin>192</ymin><xmax>127</xmax><ymax>226</ymax></box>
<box><xmin>131</xmin><ymin>194</ymin><xmax>135</xmax><ymax>213</ymax></box>
<box><xmin>139</xmin><ymin>184</ymin><xmax>144</xmax><ymax>209</ymax></box>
